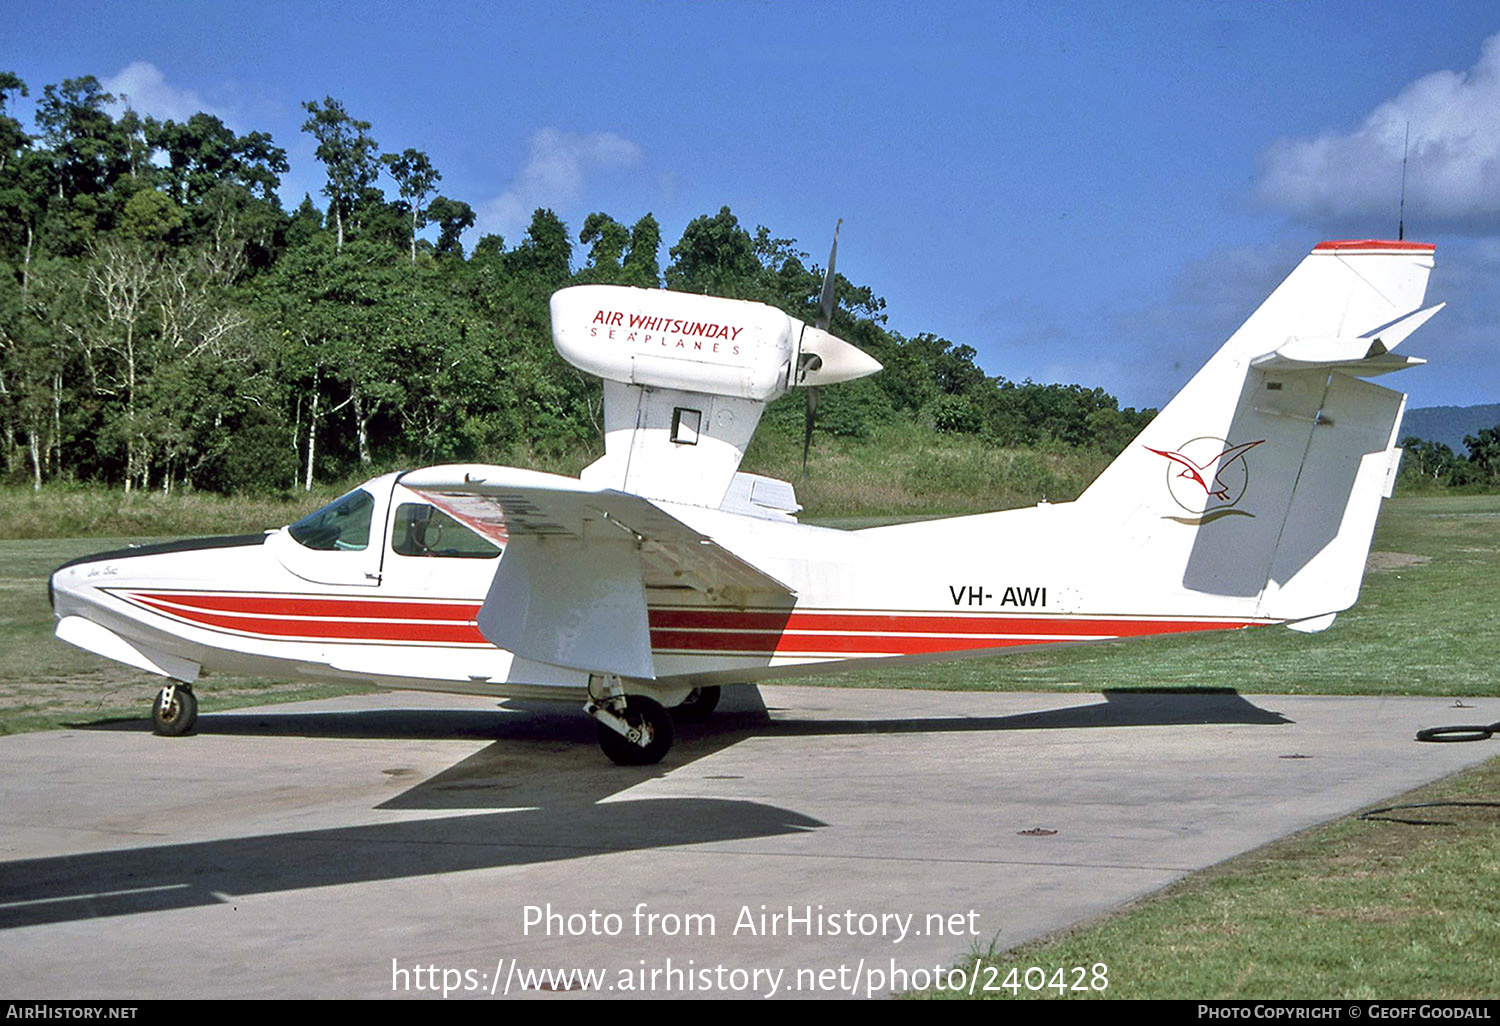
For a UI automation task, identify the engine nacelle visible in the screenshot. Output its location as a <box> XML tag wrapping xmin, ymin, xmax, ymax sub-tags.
<box><xmin>550</xmin><ymin>284</ymin><xmax>879</xmax><ymax>400</ymax></box>
<box><xmin>551</xmin><ymin>283</ymin><xmax>881</xmax><ymax>510</ymax></box>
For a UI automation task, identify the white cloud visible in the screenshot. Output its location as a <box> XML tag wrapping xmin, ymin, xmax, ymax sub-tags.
<box><xmin>101</xmin><ymin>61</ymin><xmax>222</xmax><ymax>124</ymax></box>
<box><xmin>1253</xmin><ymin>33</ymin><xmax>1500</xmax><ymax>231</ymax></box>
<box><xmin>476</xmin><ymin>128</ymin><xmax>642</xmax><ymax>241</ymax></box>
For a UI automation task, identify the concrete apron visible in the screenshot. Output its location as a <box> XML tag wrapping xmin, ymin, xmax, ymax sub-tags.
<box><xmin>0</xmin><ymin>685</ymin><xmax>1494</xmax><ymax>999</ymax></box>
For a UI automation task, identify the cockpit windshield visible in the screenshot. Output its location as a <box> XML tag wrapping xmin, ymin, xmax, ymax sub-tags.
<box><xmin>288</xmin><ymin>489</ymin><xmax>375</xmax><ymax>551</ymax></box>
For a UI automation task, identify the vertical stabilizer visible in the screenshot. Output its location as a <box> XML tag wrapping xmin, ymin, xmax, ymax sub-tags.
<box><xmin>1074</xmin><ymin>240</ymin><xmax>1438</xmax><ymax>620</ymax></box>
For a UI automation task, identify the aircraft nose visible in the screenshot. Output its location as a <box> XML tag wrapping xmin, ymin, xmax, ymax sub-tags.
<box><xmin>49</xmin><ymin>558</ymin><xmax>99</xmax><ymax>615</ymax></box>
<box><xmin>49</xmin><ymin>545</ymin><xmax>133</xmax><ymax>616</ymax></box>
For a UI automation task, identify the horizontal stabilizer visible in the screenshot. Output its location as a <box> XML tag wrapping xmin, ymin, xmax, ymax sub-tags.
<box><xmin>1250</xmin><ymin>303</ymin><xmax>1442</xmax><ymax>376</ymax></box>
<box><xmin>1365</xmin><ymin>303</ymin><xmax>1444</xmax><ymax>350</ymax></box>
<box><xmin>1249</xmin><ymin>348</ymin><xmax>1426</xmax><ymax>376</ymax></box>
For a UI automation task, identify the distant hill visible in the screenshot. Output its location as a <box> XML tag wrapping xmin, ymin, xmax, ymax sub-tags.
<box><xmin>1403</xmin><ymin>404</ymin><xmax>1500</xmax><ymax>453</ymax></box>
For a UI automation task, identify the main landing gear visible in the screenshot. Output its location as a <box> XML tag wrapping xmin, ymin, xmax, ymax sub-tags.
<box><xmin>584</xmin><ymin>678</ymin><xmax>729</xmax><ymax>765</ymax></box>
<box><xmin>151</xmin><ymin>682</ymin><xmax>198</xmax><ymax>736</ymax></box>
<box><xmin>673</xmin><ymin>685</ymin><xmax>721</xmax><ymax>720</ymax></box>
<box><xmin>587</xmin><ymin>683</ymin><xmax>673</xmax><ymax>767</ymax></box>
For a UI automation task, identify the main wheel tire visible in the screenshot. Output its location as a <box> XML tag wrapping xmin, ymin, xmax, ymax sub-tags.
<box><xmin>152</xmin><ymin>685</ymin><xmax>197</xmax><ymax>737</ymax></box>
<box><xmin>597</xmin><ymin>696</ymin><xmax>674</xmax><ymax>766</ymax></box>
<box><xmin>673</xmin><ymin>685</ymin><xmax>722</xmax><ymax>721</ymax></box>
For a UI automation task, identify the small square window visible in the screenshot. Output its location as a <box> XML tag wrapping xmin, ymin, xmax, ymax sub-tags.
<box><xmin>671</xmin><ymin>407</ymin><xmax>702</xmax><ymax>445</ymax></box>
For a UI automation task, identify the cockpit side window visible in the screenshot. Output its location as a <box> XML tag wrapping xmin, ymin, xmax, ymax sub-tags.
<box><xmin>391</xmin><ymin>503</ymin><xmax>501</xmax><ymax>559</ymax></box>
<box><xmin>288</xmin><ymin>489</ymin><xmax>375</xmax><ymax>551</ymax></box>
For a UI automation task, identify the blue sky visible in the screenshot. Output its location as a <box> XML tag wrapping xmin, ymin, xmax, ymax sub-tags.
<box><xmin>8</xmin><ymin>1</ymin><xmax>1500</xmax><ymax>410</ymax></box>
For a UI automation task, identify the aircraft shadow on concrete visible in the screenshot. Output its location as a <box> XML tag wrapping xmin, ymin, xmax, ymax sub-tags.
<box><xmin>73</xmin><ymin>685</ymin><xmax>1289</xmax><ymax>812</ymax></box>
<box><xmin>759</xmin><ymin>687</ymin><xmax>1291</xmax><ymax>738</ymax></box>
<box><xmin>9</xmin><ymin>688</ymin><xmax>1288</xmax><ymax>930</ymax></box>
<box><xmin>81</xmin><ymin>683</ymin><xmax>1289</xmax><ymax>747</ymax></box>
<box><xmin>75</xmin><ymin>685</ymin><xmax>1289</xmax><ymax>813</ymax></box>
<box><xmin>0</xmin><ymin>797</ymin><xmax>824</xmax><ymax>931</ymax></box>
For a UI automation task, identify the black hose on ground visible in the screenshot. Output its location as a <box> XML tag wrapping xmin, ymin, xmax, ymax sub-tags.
<box><xmin>1415</xmin><ymin>721</ymin><xmax>1500</xmax><ymax>742</ymax></box>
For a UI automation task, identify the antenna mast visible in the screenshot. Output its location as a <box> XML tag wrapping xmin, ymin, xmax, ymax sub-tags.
<box><xmin>1398</xmin><ymin>121</ymin><xmax>1409</xmax><ymax>241</ymax></box>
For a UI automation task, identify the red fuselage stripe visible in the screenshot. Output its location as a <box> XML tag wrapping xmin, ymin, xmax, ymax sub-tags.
<box><xmin>121</xmin><ymin>591</ymin><xmax>1259</xmax><ymax>654</ymax></box>
<box><xmin>651</xmin><ymin>631</ymin><xmax>1057</xmax><ymax>656</ymax></box>
<box><xmin>131</xmin><ymin>595</ymin><xmax>488</xmax><ymax>644</ymax></box>
<box><xmin>646</xmin><ymin>608</ymin><xmax>1254</xmax><ymax>638</ymax></box>
<box><xmin>134</xmin><ymin>591</ymin><xmax>480</xmax><ymax>621</ymax></box>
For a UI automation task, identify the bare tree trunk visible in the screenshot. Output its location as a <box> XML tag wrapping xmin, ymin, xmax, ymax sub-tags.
<box><xmin>51</xmin><ymin>370</ymin><xmax>61</xmax><ymax>477</ymax></box>
<box><xmin>90</xmin><ymin>240</ymin><xmax>152</xmax><ymax>495</ymax></box>
<box><xmin>123</xmin><ymin>319</ymin><xmax>135</xmax><ymax>496</ymax></box>
<box><xmin>353</xmin><ymin>389</ymin><xmax>371</xmax><ymax>465</ymax></box>
<box><xmin>291</xmin><ymin>392</ymin><xmax>303</xmax><ymax>492</ymax></box>
<box><xmin>304</xmin><ymin>383</ymin><xmax>319</xmax><ymax>492</ymax></box>
<box><xmin>27</xmin><ymin>418</ymin><xmax>41</xmax><ymax>492</ymax></box>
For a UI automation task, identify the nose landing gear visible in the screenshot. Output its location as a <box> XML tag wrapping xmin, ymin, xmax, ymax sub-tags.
<box><xmin>152</xmin><ymin>683</ymin><xmax>198</xmax><ymax>736</ymax></box>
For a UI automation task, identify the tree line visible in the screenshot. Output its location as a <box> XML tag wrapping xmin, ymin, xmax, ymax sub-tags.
<box><xmin>1399</xmin><ymin>429</ymin><xmax>1500</xmax><ymax>489</ymax></box>
<box><xmin>0</xmin><ymin>73</ymin><xmax>1156</xmax><ymax>495</ymax></box>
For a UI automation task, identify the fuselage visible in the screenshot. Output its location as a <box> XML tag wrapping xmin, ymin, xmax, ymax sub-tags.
<box><xmin>50</xmin><ymin>470</ymin><xmax>1274</xmax><ymax>705</ymax></box>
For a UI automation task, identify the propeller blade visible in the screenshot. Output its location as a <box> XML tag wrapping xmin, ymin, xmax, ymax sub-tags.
<box><xmin>801</xmin><ymin>385</ymin><xmax>819</xmax><ymax>478</ymax></box>
<box><xmin>806</xmin><ymin>219</ymin><xmax>840</xmax><ymax>478</ymax></box>
<box><xmin>816</xmin><ymin>219</ymin><xmax>841</xmax><ymax>331</ymax></box>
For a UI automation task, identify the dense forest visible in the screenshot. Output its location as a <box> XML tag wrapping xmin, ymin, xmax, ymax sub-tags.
<box><xmin>1</xmin><ymin>69</ymin><xmax>1353</xmax><ymax>499</ymax></box>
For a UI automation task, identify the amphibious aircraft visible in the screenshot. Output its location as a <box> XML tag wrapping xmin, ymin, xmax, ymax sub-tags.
<box><xmin>50</xmin><ymin>236</ymin><xmax>1443</xmax><ymax>764</ymax></box>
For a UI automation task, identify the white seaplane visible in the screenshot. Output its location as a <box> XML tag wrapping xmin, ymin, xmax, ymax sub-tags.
<box><xmin>49</xmin><ymin>235</ymin><xmax>1443</xmax><ymax>763</ymax></box>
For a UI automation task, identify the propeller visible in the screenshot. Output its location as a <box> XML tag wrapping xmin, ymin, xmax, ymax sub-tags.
<box><xmin>801</xmin><ymin>219</ymin><xmax>841</xmax><ymax>477</ymax></box>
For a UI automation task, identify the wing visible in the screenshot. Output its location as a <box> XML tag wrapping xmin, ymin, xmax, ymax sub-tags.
<box><xmin>401</xmin><ymin>465</ymin><xmax>793</xmax><ymax>679</ymax></box>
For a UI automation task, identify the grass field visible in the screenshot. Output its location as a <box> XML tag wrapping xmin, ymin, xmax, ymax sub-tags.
<box><xmin>0</xmin><ymin>425</ymin><xmax>1113</xmax><ymax>538</ymax></box>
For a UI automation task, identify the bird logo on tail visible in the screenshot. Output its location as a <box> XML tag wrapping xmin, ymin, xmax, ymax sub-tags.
<box><xmin>1147</xmin><ymin>437</ymin><xmax>1265</xmax><ymax>523</ymax></box>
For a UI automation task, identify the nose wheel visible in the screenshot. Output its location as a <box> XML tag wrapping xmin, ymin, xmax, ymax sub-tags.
<box><xmin>152</xmin><ymin>683</ymin><xmax>198</xmax><ymax>736</ymax></box>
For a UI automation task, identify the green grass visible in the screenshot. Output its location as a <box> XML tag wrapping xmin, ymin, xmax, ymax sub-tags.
<box><xmin>804</xmin><ymin>494</ymin><xmax>1500</xmax><ymax>697</ymax></box>
<box><xmin>917</xmin><ymin>756</ymin><xmax>1500</xmax><ymax>1000</ymax></box>
<box><xmin>745</xmin><ymin>421</ymin><xmax>1112</xmax><ymax>518</ymax></box>
<box><xmin>0</xmin><ymin>428</ymin><xmax>1111</xmax><ymax>537</ymax></box>
<box><xmin>0</xmin><ymin>484</ymin><xmax>351</xmax><ymax>540</ymax></box>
